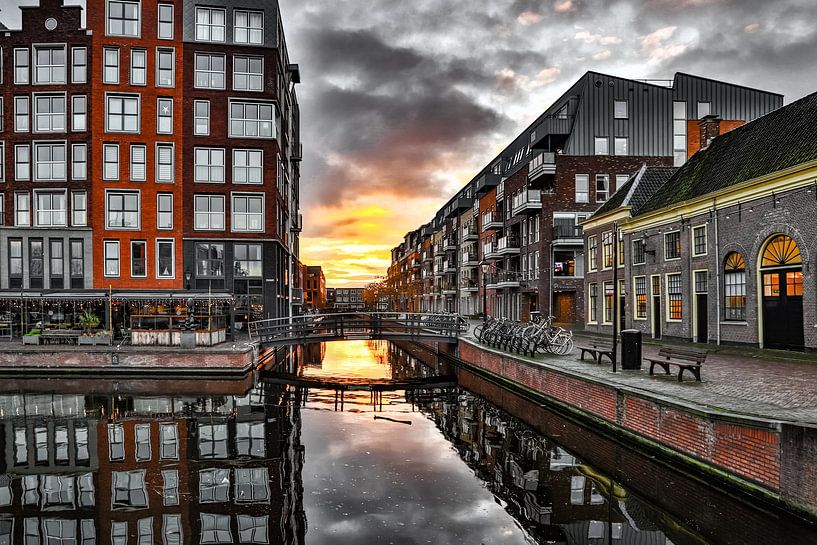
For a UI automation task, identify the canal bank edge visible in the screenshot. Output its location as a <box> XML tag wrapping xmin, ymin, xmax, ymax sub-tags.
<box><xmin>420</xmin><ymin>338</ymin><xmax>817</xmax><ymax>523</ymax></box>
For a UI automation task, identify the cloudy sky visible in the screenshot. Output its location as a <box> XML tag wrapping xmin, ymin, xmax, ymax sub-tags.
<box><xmin>2</xmin><ymin>1</ymin><xmax>816</xmax><ymax>286</ymax></box>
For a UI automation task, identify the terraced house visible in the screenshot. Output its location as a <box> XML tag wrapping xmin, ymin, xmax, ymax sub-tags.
<box><xmin>0</xmin><ymin>0</ymin><xmax>301</xmax><ymax>339</ymax></box>
<box><xmin>387</xmin><ymin>71</ymin><xmax>781</xmax><ymax>325</ymax></box>
<box><xmin>583</xmin><ymin>92</ymin><xmax>817</xmax><ymax>351</ymax></box>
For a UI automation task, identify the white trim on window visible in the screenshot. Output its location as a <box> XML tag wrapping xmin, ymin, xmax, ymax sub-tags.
<box><xmin>231</xmin><ymin>192</ymin><xmax>264</xmax><ymax>233</ymax></box>
<box><xmin>104</xmin><ymin>240</ymin><xmax>120</xmax><ymax>278</ymax></box>
<box><xmin>155</xmin><ymin>238</ymin><xmax>175</xmax><ymax>279</ymax></box>
<box><xmin>157</xmin><ymin>193</ymin><xmax>173</xmax><ymax>230</ymax></box>
<box><xmin>155</xmin><ymin>47</ymin><xmax>175</xmax><ymax>88</ymax></box>
<box><xmin>105</xmin><ymin>189</ymin><xmax>141</xmax><ymax>231</ymax></box>
<box><xmin>157</xmin><ymin>3</ymin><xmax>174</xmax><ymax>40</ymax></box>
<box><xmin>155</xmin><ymin>142</ymin><xmax>175</xmax><ymax>183</ymax></box>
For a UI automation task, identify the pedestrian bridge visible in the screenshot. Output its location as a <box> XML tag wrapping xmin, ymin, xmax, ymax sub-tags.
<box><xmin>248</xmin><ymin>312</ymin><xmax>467</xmax><ymax>346</ymax></box>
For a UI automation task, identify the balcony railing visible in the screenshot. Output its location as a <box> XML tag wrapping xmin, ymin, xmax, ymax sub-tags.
<box><xmin>444</xmin><ymin>237</ymin><xmax>458</xmax><ymax>250</ymax></box>
<box><xmin>481</xmin><ymin>212</ymin><xmax>503</xmax><ymax>231</ymax></box>
<box><xmin>461</xmin><ymin>252</ymin><xmax>479</xmax><ymax>267</ymax></box>
<box><xmin>528</xmin><ymin>152</ymin><xmax>556</xmax><ymax>181</ymax></box>
<box><xmin>553</xmin><ymin>224</ymin><xmax>583</xmax><ymax>240</ymax></box>
<box><xmin>459</xmin><ymin>279</ymin><xmax>479</xmax><ymax>291</ymax></box>
<box><xmin>461</xmin><ymin>223</ymin><xmax>479</xmax><ymax>240</ymax></box>
<box><xmin>496</xmin><ymin>236</ymin><xmax>520</xmax><ymax>255</ymax></box>
<box><xmin>483</xmin><ymin>242</ymin><xmax>498</xmax><ymax>260</ymax></box>
<box><xmin>497</xmin><ymin>179</ymin><xmax>505</xmax><ymax>200</ymax></box>
<box><xmin>511</xmin><ymin>189</ymin><xmax>542</xmax><ymax>216</ymax></box>
<box><xmin>443</xmin><ymin>260</ymin><xmax>456</xmax><ymax>273</ymax></box>
<box><xmin>485</xmin><ymin>270</ymin><xmax>522</xmax><ymax>289</ymax></box>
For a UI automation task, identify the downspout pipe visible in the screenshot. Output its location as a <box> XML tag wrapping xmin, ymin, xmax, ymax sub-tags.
<box><xmin>714</xmin><ymin>199</ymin><xmax>721</xmax><ymax>345</ymax></box>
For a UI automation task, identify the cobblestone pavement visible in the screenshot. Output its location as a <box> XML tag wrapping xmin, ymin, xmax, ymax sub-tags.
<box><xmin>464</xmin><ymin>321</ymin><xmax>817</xmax><ymax>424</ymax></box>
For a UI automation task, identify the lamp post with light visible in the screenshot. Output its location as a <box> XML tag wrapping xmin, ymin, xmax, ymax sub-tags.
<box><xmin>481</xmin><ymin>261</ymin><xmax>489</xmax><ymax>324</ymax></box>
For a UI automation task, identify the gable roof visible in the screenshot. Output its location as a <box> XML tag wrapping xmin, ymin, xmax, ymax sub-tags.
<box><xmin>593</xmin><ymin>165</ymin><xmax>678</xmax><ymax>218</ymax></box>
<box><xmin>636</xmin><ymin>91</ymin><xmax>817</xmax><ymax>216</ymax></box>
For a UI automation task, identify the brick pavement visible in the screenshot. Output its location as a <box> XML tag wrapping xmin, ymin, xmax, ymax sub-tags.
<box><xmin>465</xmin><ymin>321</ymin><xmax>817</xmax><ymax>424</ymax></box>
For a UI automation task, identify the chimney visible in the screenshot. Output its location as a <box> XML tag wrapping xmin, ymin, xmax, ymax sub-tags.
<box><xmin>698</xmin><ymin>114</ymin><xmax>722</xmax><ymax>150</ymax></box>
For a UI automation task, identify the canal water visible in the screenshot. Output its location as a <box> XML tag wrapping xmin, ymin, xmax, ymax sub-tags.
<box><xmin>0</xmin><ymin>340</ymin><xmax>813</xmax><ymax>544</ymax></box>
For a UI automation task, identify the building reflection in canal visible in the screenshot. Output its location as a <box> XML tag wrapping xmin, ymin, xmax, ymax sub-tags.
<box><xmin>0</xmin><ymin>341</ymin><xmax>812</xmax><ymax>544</ymax></box>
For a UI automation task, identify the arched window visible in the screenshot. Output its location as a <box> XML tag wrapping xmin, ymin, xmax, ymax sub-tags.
<box><xmin>724</xmin><ymin>252</ymin><xmax>746</xmax><ymax>321</ymax></box>
<box><xmin>761</xmin><ymin>235</ymin><xmax>801</xmax><ymax>268</ymax></box>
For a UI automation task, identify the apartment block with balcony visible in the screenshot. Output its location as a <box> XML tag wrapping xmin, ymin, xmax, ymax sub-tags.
<box><xmin>387</xmin><ymin>72</ymin><xmax>781</xmax><ymax>325</ymax></box>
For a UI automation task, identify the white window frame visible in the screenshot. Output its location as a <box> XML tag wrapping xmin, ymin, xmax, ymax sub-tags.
<box><xmin>157</xmin><ymin>3</ymin><xmax>174</xmax><ymax>40</ymax></box>
<box><xmin>130</xmin><ymin>48</ymin><xmax>147</xmax><ymax>86</ymax></box>
<box><xmin>157</xmin><ymin>193</ymin><xmax>173</xmax><ymax>230</ymax></box>
<box><xmin>155</xmin><ymin>47</ymin><xmax>175</xmax><ymax>88</ymax></box>
<box><xmin>156</xmin><ymin>238</ymin><xmax>175</xmax><ymax>279</ymax></box>
<box><xmin>71</xmin><ymin>46</ymin><xmax>87</xmax><ymax>83</ymax></box>
<box><xmin>228</xmin><ymin>99</ymin><xmax>275</xmax><ymax>139</ymax></box>
<box><xmin>194</xmin><ymin>100</ymin><xmax>210</xmax><ymax>136</ymax></box>
<box><xmin>232</xmin><ymin>55</ymin><xmax>264</xmax><ymax>92</ymax></box>
<box><xmin>130</xmin><ymin>144</ymin><xmax>146</xmax><ymax>182</ymax></box>
<box><xmin>71</xmin><ymin>95</ymin><xmax>87</xmax><ymax>132</ymax></box>
<box><xmin>103</xmin><ymin>47</ymin><xmax>120</xmax><ymax>84</ymax></box>
<box><xmin>194</xmin><ymin>147</ymin><xmax>225</xmax><ymax>183</ymax></box>
<box><xmin>14</xmin><ymin>96</ymin><xmax>30</xmax><ymax>133</ymax></box>
<box><xmin>103</xmin><ymin>143</ymin><xmax>119</xmax><ymax>181</ymax></box>
<box><xmin>194</xmin><ymin>52</ymin><xmax>226</xmax><ymax>90</ymax></box>
<box><xmin>232</xmin><ymin>149</ymin><xmax>263</xmax><ymax>184</ymax></box>
<box><xmin>105</xmin><ymin>189</ymin><xmax>141</xmax><ymax>230</ymax></box>
<box><xmin>234</xmin><ymin>10</ymin><xmax>264</xmax><ymax>45</ymax></box>
<box><xmin>34</xmin><ymin>189</ymin><xmax>68</xmax><ymax>227</ymax></box>
<box><xmin>15</xmin><ymin>192</ymin><xmax>30</xmax><ymax>227</ymax></box>
<box><xmin>231</xmin><ymin>193</ymin><xmax>264</xmax><ymax>233</ymax></box>
<box><xmin>697</xmin><ymin>101</ymin><xmax>711</xmax><ymax>119</ymax></box>
<box><xmin>33</xmin><ymin>44</ymin><xmax>67</xmax><ymax>85</ymax></box>
<box><xmin>33</xmin><ymin>141</ymin><xmax>67</xmax><ymax>182</ymax></box>
<box><xmin>194</xmin><ymin>194</ymin><xmax>226</xmax><ymax>231</ymax></box>
<box><xmin>594</xmin><ymin>137</ymin><xmax>609</xmax><ymax>155</ymax></box>
<box><xmin>614</xmin><ymin>100</ymin><xmax>628</xmax><ymax>119</ymax></box>
<box><xmin>15</xmin><ymin>145</ymin><xmax>30</xmax><ymax>181</ymax></box>
<box><xmin>155</xmin><ymin>143</ymin><xmax>175</xmax><ymax>183</ymax></box>
<box><xmin>0</xmin><ymin>143</ymin><xmax>4</xmax><ymax>182</ymax></box>
<box><xmin>156</xmin><ymin>97</ymin><xmax>173</xmax><ymax>134</ymax></box>
<box><xmin>105</xmin><ymin>93</ymin><xmax>141</xmax><ymax>134</ymax></box>
<box><xmin>71</xmin><ymin>191</ymin><xmax>87</xmax><ymax>226</ymax></box>
<box><xmin>33</xmin><ymin>93</ymin><xmax>67</xmax><ymax>134</ymax></box>
<box><xmin>131</xmin><ymin>240</ymin><xmax>148</xmax><ymax>279</ymax></box>
<box><xmin>71</xmin><ymin>143</ymin><xmax>87</xmax><ymax>181</ymax></box>
<box><xmin>195</xmin><ymin>7</ymin><xmax>226</xmax><ymax>42</ymax></box>
<box><xmin>14</xmin><ymin>48</ymin><xmax>29</xmax><ymax>85</ymax></box>
<box><xmin>106</xmin><ymin>0</ymin><xmax>141</xmax><ymax>38</ymax></box>
<box><xmin>614</xmin><ymin>136</ymin><xmax>628</xmax><ymax>156</ymax></box>
<box><xmin>104</xmin><ymin>240</ymin><xmax>120</xmax><ymax>277</ymax></box>
<box><xmin>595</xmin><ymin>174</ymin><xmax>610</xmax><ymax>203</ymax></box>
<box><xmin>575</xmin><ymin>174</ymin><xmax>589</xmax><ymax>203</ymax></box>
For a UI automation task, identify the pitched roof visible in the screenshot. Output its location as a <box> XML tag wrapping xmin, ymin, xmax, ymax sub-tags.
<box><xmin>636</xmin><ymin>91</ymin><xmax>817</xmax><ymax>216</ymax></box>
<box><xmin>593</xmin><ymin>165</ymin><xmax>678</xmax><ymax>218</ymax></box>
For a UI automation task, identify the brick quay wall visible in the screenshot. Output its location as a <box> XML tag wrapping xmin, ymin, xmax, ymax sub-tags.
<box><xmin>410</xmin><ymin>338</ymin><xmax>817</xmax><ymax>521</ymax></box>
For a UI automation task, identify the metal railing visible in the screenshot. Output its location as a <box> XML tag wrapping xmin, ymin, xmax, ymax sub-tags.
<box><xmin>553</xmin><ymin>224</ymin><xmax>583</xmax><ymax>239</ymax></box>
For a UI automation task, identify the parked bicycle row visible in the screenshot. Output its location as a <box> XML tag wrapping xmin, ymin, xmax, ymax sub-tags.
<box><xmin>472</xmin><ymin>315</ymin><xmax>574</xmax><ymax>356</ymax></box>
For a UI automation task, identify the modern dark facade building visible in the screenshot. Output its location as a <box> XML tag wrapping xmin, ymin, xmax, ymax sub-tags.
<box><xmin>387</xmin><ymin>72</ymin><xmax>782</xmax><ymax>325</ymax></box>
<box><xmin>583</xmin><ymin>92</ymin><xmax>817</xmax><ymax>351</ymax></box>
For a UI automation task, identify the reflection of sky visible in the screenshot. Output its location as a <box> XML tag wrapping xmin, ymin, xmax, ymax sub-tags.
<box><xmin>301</xmin><ymin>341</ymin><xmax>393</xmax><ymax>380</ymax></box>
<box><xmin>300</xmin><ymin>342</ymin><xmax>533</xmax><ymax>544</ymax></box>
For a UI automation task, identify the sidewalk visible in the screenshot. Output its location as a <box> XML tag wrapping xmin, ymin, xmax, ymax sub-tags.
<box><xmin>465</xmin><ymin>320</ymin><xmax>817</xmax><ymax>424</ymax></box>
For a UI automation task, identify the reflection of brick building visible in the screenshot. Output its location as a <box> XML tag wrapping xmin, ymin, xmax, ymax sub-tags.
<box><xmin>0</xmin><ymin>383</ymin><xmax>305</xmax><ymax>544</ymax></box>
<box><xmin>305</xmin><ymin>265</ymin><xmax>326</xmax><ymax>310</ymax></box>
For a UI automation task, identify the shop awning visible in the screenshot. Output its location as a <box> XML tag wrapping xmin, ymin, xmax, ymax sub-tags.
<box><xmin>111</xmin><ymin>291</ymin><xmax>235</xmax><ymax>301</ymax></box>
<box><xmin>0</xmin><ymin>291</ymin><xmax>108</xmax><ymax>300</ymax></box>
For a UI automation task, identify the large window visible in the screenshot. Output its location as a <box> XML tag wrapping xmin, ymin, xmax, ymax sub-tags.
<box><xmin>130</xmin><ymin>48</ymin><xmax>146</xmax><ymax>85</ymax></box>
<box><xmin>588</xmin><ymin>283</ymin><xmax>598</xmax><ymax>323</ymax></box>
<box><xmin>587</xmin><ymin>235</ymin><xmax>597</xmax><ymax>271</ymax></box>
<box><xmin>157</xmin><ymin>193</ymin><xmax>173</xmax><ymax>230</ymax></box>
<box><xmin>199</xmin><ymin>469</ymin><xmax>230</xmax><ymax>503</ymax></box>
<box><xmin>106</xmin><ymin>190</ymin><xmax>140</xmax><ymax>229</ymax></box>
<box><xmin>106</xmin><ymin>94</ymin><xmax>140</xmax><ymax>133</ymax></box>
<box><xmin>235</xmin><ymin>467</ymin><xmax>269</xmax><ymax>503</ymax></box>
<box><xmin>234</xmin><ymin>243</ymin><xmax>262</xmax><ymax>277</ymax></box>
<box><xmin>72</xmin><ymin>144</ymin><xmax>87</xmax><ymax>180</ymax></box>
<box><xmin>194</xmin><ymin>100</ymin><xmax>210</xmax><ymax>135</ymax></box>
<box><xmin>614</xmin><ymin>137</ymin><xmax>628</xmax><ymax>156</ymax></box>
<box><xmin>130</xmin><ymin>144</ymin><xmax>146</xmax><ymax>181</ymax></box>
<box><xmin>238</xmin><ymin>515</ymin><xmax>268</xmax><ymax>544</ymax></box>
<box><xmin>201</xmin><ymin>514</ymin><xmax>231</xmax><ymax>544</ymax></box>
<box><xmin>15</xmin><ymin>96</ymin><xmax>30</xmax><ymax>132</ymax></box>
<box><xmin>29</xmin><ymin>240</ymin><xmax>44</xmax><ymax>288</ymax></box>
<box><xmin>157</xmin><ymin>98</ymin><xmax>173</xmax><ymax>134</ymax></box>
<box><xmin>194</xmin><ymin>195</ymin><xmax>225</xmax><ymax>230</ymax></box>
<box><xmin>229</xmin><ymin>101</ymin><xmax>275</xmax><ymax>138</ymax></box>
<box><xmin>104</xmin><ymin>240</ymin><xmax>120</xmax><ymax>277</ymax></box>
<box><xmin>195</xmin><ymin>148</ymin><xmax>225</xmax><ymax>183</ymax></box>
<box><xmin>34</xmin><ymin>46</ymin><xmax>66</xmax><ymax>84</ymax></box>
<box><xmin>601</xmin><ymin>231</ymin><xmax>613</xmax><ymax>269</ymax></box>
<box><xmin>667</xmin><ymin>273</ymin><xmax>682</xmax><ymax>320</ymax></box>
<box><xmin>70</xmin><ymin>240</ymin><xmax>84</xmax><ymax>287</ymax></box>
<box><xmin>71</xmin><ymin>47</ymin><xmax>87</xmax><ymax>83</ymax></box>
<box><xmin>72</xmin><ymin>191</ymin><xmax>87</xmax><ymax>226</ymax></box>
<box><xmin>104</xmin><ymin>47</ymin><xmax>119</xmax><ymax>84</ymax></box>
<box><xmin>575</xmin><ymin>174</ymin><xmax>589</xmax><ymax>203</ymax></box>
<box><xmin>9</xmin><ymin>240</ymin><xmax>23</xmax><ymax>286</ymax></box>
<box><xmin>553</xmin><ymin>250</ymin><xmax>576</xmax><ymax>277</ymax></box>
<box><xmin>112</xmin><ymin>470</ymin><xmax>148</xmax><ymax>509</ymax></box>
<box><xmin>131</xmin><ymin>240</ymin><xmax>147</xmax><ymax>278</ymax></box>
<box><xmin>595</xmin><ymin>174</ymin><xmax>610</xmax><ymax>202</ymax></box>
<box><xmin>34</xmin><ymin>95</ymin><xmax>66</xmax><ymax>133</ymax></box>
<box><xmin>234</xmin><ymin>10</ymin><xmax>264</xmax><ymax>44</ymax></box>
<box><xmin>664</xmin><ymin>231</ymin><xmax>681</xmax><ymax>260</ymax></box>
<box><xmin>603</xmin><ymin>281</ymin><xmax>613</xmax><ymax>323</ymax></box>
<box><xmin>594</xmin><ymin>137</ymin><xmax>609</xmax><ymax>155</ymax></box>
<box><xmin>72</xmin><ymin>95</ymin><xmax>87</xmax><ymax>131</ymax></box>
<box><xmin>156</xmin><ymin>143</ymin><xmax>174</xmax><ymax>182</ymax></box>
<box><xmin>156</xmin><ymin>48</ymin><xmax>175</xmax><ymax>87</ymax></box>
<box><xmin>233</xmin><ymin>56</ymin><xmax>263</xmax><ymax>91</ymax></box>
<box><xmin>156</xmin><ymin>239</ymin><xmax>174</xmax><ymax>278</ymax></box>
<box><xmin>614</xmin><ymin>100</ymin><xmax>628</xmax><ymax>119</ymax></box>
<box><xmin>15</xmin><ymin>193</ymin><xmax>30</xmax><ymax>226</ymax></box>
<box><xmin>195</xmin><ymin>53</ymin><xmax>226</xmax><ymax>89</ymax></box>
<box><xmin>34</xmin><ymin>142</ymin><xmax>66</xmax><ymax>181</ymax></box>
<box><xmin>632</xmin><ymin>238</ymin><xmax>646</xmax><ymax>265</ymax></box>
<box><xmin>724</xmin><ymin>252</ymin><xmax>746</xmax><ymax>321</ymax></box>
<box><xmin>232</xmin><ymin>194</ymin><xmax>264</xmax><ymax>232</ymax></box>
<box><xmin>196</xmin><ymin>7</ymin><xmax>226</xmax><ymax>41</ymax></box>
<box><xmin>14</xmin><ymin>48</ymin><xmax>29</xmax><ymax>84</ymax></box>
<box><xmin>107</xmin><ymin>0</ymin><xmax>141</xmax><ymax>37</ymax></box>
<box><xmin>199</xmin><ymin>423</ymin><xmax>228</xmax><ymax>458</ymax></box>
<box><xmin>233</xmin><ymin>149</ymin><xmax>262</xmax><ymax>184</ymax></box>
<box><xmin>35</xmin><ymin>191</ymin><xmax>67</xmax><ymax>226</ymax></box>
<box><xmin>158</xmin><ymin>4</ymin><xmax>174</xmax><ymax>40</ymax></box>
<box><xmin>196</xmin><ymin>243</ymin><xmax>225</xmax><ymax>277</ymax></box>
<box><xmin>160</xmin><ymin>424</ymin><xmax>179</xmax><ymax>460</ymax></box>
<box><xmin>634</xmin><ymin>276</ymin><xmax>647</xmax><ymax>319</ymax></box>
<box><xmin>103</xmin><ymin>143</ymin><xmax>119</xmax><ymax>180</ymax></box>
<box><xmin>692</xmin><ymin>225</ymin><xmax>707</xmax><ymax>256</ymax></box>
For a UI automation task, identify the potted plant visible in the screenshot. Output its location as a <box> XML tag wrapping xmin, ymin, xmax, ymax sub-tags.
<box><xmin>78</xmin><ymin>312</ymin><xmax>109</xmax><ymax>345</ymax></box>
<box><xmin>23</xmin><ymin>328</ymin><xmax>42</xmax><ymax>345</ymax></box>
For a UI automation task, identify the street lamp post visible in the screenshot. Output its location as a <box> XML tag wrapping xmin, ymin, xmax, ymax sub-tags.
<box><xmin>481</xmin><ymin>262</ymin><xmax>489</xmax><ymax>324</ymax></box>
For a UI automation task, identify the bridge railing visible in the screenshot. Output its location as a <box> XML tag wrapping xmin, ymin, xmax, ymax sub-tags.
<box><xmin>248</xmin><ymin>312</ymin><xmax>468</xmax><ymax>345</ymax></box>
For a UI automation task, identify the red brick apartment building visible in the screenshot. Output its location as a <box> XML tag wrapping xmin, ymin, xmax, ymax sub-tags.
<box><xmin>0</xmin><ymin>0</ymin><xmax>302</xmax><ymax>340</ymax></box>
<box><xmin>388</xmin><ymin>72</ymin><xmax>781</xmax><ymax>325</ymax></box>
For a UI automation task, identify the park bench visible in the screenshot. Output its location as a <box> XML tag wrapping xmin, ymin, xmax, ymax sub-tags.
<box><xmin>576</xmin><ymin>343</ymin><xmax>614</xmax><ymax>364</ymax></box>
<box><xmin>645</xmin><ymin>347</ymin><xmax>707</xmax><ymax>382</ymax></box>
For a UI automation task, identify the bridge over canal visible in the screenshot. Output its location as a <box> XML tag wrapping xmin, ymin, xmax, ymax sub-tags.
<box><xmin>248</xmin><ymin>312</ymin><xmax>467</xmax><ymax>347</ymax></box>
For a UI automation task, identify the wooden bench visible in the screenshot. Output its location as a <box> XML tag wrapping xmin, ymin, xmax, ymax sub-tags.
<box><xmin>645</xmin><ymin>347</ymin><xmax>707</xmax><ymax>382</ymax></box>
<box><xmin>577</xmin><ymin>343</ymin><xmax>614</xmax><ymax>364</ymax></box>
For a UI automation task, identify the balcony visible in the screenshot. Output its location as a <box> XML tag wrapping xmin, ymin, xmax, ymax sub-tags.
<box><xmin>434</xmin><ymin>261</ymin><xmax>445</xmax><ymax>276</ymax></box>
<box><xmin>461</xmin><ymin>252</ymin><xmax>479</xmax><ymax>268</ymax></box>
<box><xmin>410</xmin><ymin>258</ymin><xmax>421</xmax><ymax>269</ymax></box>
<box><xmin>292</xmin><ymin>143</ymin><xmax>303</xmax><ymax>162</ymax></box>
<box><xmin>497</xmin><ymin>179</ymin><xmax>505</xmax><ymax>201</ymax></box>
<box><xmin>444</xmin><ymin>237</ymin><xmax>458</xmax><ymax>251</ymax></box>
<box><xmin>290</xmin><ymin>213</ymin><xmax>303</xmax><ymax>233</ymax></box>
<box><xmin>553</xmin><ymin>224</ymin><xmax>583</xmax><ymax>245</ymax></box>
<box><xmin>528</xmin><ymin>152</ymin><xmax>556</xmax><ymax>182</ymax></box>
<box><xmin>483</xmin><ymin>243</ymin><xmax>500</xmax><ymax>261</ymax></box>
<box><xmin>441</xmin><ymin>282</ymin><xmax>458</xmax><ymax>296</ymax></box>
<box><xmin>486</xmin><ymin>271</ymin><xmax>522</xmax><ymax>289</ymax></box>
<box><xmin>459</xmin><ymin>278</ymin><xmax>479</xmax><ymax>292</ymax></box>
<box><xmin>445</xmin><ymin>196</ymin><xmax>474</xmax><ymax>218</ymax></box>
<box><xmin>530</xmin><ymin>114</ymin><xmax>574</xmax><ymax>150</ymax></box>
<box><xmin>496</xmin><ymin>236</ymin><xmax>520</xmax><ymax>256</ymax></box>
<box><xmin>475</xmin><ymin>172</ymin><xmax>501</xmax><ymax>196</ymax></box>
<box><xmin>444</xmin><ymin>260</ymin><xmax>457</xmax><ymax>273</ymax></box>
<box><xmin>461</xmin><ymin>223</ymin><xmax>479</xmax><ymax>242</ymax></box>
<box><xmin>511</xmin><ymin>190</ymin><xmax>542</xmax><ymax>216</ymax></box>
<box><xmin>422</xmin><ymin>251</ymin><xmax>433</xmax><ymax>263</ymax></box>
<box><xmin>481</xmin><ymin>212</ymin><xmax>503</xmax><ymax>231</ymax></box>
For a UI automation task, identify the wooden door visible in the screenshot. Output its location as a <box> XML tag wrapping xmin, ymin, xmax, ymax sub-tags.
<box><xmin>695</xmin><ymin>294</ymin><xmax>708</xmax><ymax>343</ymax></box>
<box><xmin>554</xmin><ymin>293</ymin><xmax>576</xmax><ymax>324</ymax></box>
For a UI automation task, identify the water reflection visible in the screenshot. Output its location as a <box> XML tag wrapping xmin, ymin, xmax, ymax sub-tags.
<box><xmin>0</xmin><ymin>341</ymin><xmax>811</xmax><ymax>545</ymax></box>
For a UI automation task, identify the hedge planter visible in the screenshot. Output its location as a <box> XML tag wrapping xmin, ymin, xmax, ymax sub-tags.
<box><xmin>22</xmin><ymin>336</ymin><xmax>41</xmax><ymax>345</ymax></box>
